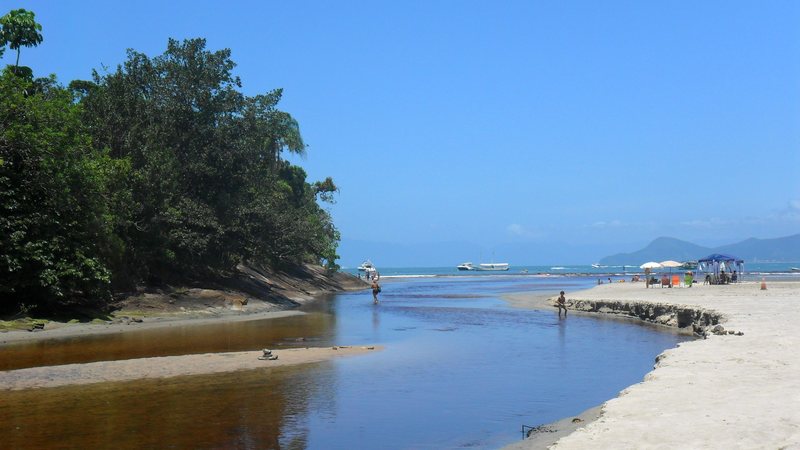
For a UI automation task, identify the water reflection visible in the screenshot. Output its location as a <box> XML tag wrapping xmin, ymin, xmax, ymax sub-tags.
<box><xmin>0</xmin><ymin>313</ymin><xmax>338</xmax><ymax>371</ymax></box>
<box><xmin>0</xmin><ymin>364</ymin><xmax>340</xmax><ymax>449</ymax></box>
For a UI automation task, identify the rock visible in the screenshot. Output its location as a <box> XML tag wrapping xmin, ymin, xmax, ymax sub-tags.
<box><xmin>258</xmin><ymin>349</ymin><xmax>277</xmax><ymax>361</ymax></box>
<box><xmin>735</xmin><ymin>331</ymin><xmax>744</xmax><ymax>336</ymax></box>
<box><xmin>572</xmin><ymin>418</ymin><xmax>583</xmax><ymax>423</ymax></box>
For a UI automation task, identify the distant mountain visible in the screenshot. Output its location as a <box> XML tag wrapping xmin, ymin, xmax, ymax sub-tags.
<box><xmin>598</xmin><ymin>234</ymin><xmax>800</xmax><ymax>265</ymax></box>
<box><xmin>599</xmin><ymin>237</ymin><xmax>711</xmax><ymax>265</ymax></box>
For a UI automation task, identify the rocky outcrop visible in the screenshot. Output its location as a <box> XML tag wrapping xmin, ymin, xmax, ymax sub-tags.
<box><xmin>567</xmin><ymin>298</ymin><xmax>724</xmax><ymax>336</ymax></box>
<box><xmin>111</xmin><ymin>264</ymin><xmax>368</xmax><ymax>317</ymax></box>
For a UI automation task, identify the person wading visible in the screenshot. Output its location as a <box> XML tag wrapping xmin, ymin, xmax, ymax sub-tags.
<box><xmin>556</xmin><ymin>291</ymin><xmax>567</xmax><ymax>317</ymax></box>
<box><xmin>372</xmin><ymin>280</ymin><xmax>381</xmax><ymax>304</ymax></box>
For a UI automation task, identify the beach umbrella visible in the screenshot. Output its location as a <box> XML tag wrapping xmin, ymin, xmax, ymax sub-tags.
<box><xmin>660</xmin><ymin>260</ymin><xmax>682</xmax><ymax>275</ymax></box>
<box><xmin>640</xmin><ymin>262</ymin><xmax>662</xmax><ymax>270</ymax></box>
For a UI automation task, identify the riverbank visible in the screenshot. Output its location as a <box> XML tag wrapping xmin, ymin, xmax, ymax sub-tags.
<box><xmin>1</xmin><ymin>264</ymin><xmax>368</xmax><ymax>343</ymax></box>
<box><xmin>504</xmin><ymin>280</ymin><xmax>800</xmax><ymax>449</ymax></box>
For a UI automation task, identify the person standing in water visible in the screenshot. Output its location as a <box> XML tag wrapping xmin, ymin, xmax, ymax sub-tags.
<box><xmin>372</xmin><ymin>279</ymin><xmax>381</xmax><ymax>304</ymax></box>
<box><xmin>556</xmin><ymin>291</ymin><xmax>567</xmax><ymax>317</ymax></box>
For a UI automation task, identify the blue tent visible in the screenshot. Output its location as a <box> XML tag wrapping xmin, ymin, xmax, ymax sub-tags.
<box><xmin>698</xmin><ymin>254</ymin><xmax>744</xmax><ymax>283</ymax></box>
<box><xmin>698</xmin><ymin>253</ymin><xmax>743</xmax><ymax>264</ymax></box>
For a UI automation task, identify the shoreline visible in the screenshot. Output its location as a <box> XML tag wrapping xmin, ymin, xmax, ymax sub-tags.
<box><xmin>0</xmin><ymin>308</ymin><xmax>306</xmax><ymax>346</ymax></box>
<box><xmin>501</xmin><ymin>280</ymin><xmax>800</xmax><ymax>449</ymax></box>
<box><xmin>1</xmin><ymin>265</ymin><xmax>370</xmax><ymax>345</ymax></box>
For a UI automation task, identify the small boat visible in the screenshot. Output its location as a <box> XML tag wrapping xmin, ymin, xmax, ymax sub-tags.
<box><xmin>791</xmin><ymin>267</ymin><xmax>800</xmax><ymax>272</ymax></box>
<box><xmin>680</xmin><ymin>261</ymin><xmax>699</xmax><ymax>270</ymax></box>
<box><xmin>477</xmin><ymin>263</ymin><xmax>510</xmax><ymax>271</ymax></box>
<box><xmin>357</xmin><ymin>260</ymin><xmax>374</xmax><ymax>272</ymax></box>
<box><xmin>456</xmin><ymin>262</ymin><xmax>475</xmax><ymax>271</ymax></box>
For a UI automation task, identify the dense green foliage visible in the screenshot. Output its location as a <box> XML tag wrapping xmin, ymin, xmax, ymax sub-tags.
<box><xmin>0</xmin><ymin>23</ymin><xmax>340</xmax><ymax>313</ymax></box>
<box><xmin>0</xmin><ymin>70</ymin><xmax>122</xmax><ymax>310</ymax></box>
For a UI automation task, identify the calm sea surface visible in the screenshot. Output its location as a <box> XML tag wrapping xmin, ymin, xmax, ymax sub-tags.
<box><xmin>2</xmin><ymin>275</ymin><xmax>693</xmax><ymax>449</ymax></box>
<box><xmin>347</xmin><ymin>262</ymin><xmax>800</xmax><ymax>279</ymax></box>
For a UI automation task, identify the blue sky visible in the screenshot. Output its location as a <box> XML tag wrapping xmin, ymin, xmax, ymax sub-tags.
<box><xmin>6</xmin><ymin>1</ymin><xmax>800</xmax><ymax>266</ymax></box>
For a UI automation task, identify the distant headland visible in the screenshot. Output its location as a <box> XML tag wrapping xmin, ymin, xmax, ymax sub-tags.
<box><xmin>599</xmin><ymin>233</ymin><xmax>800</xmax><ymax>265</ymax></box>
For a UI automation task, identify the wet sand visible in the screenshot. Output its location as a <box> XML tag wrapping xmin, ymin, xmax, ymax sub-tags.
<box><xmin>0</xmin><ymin>345</ymin><xmax>381</xmax><ymax>390</ymax></box>
<box><xmin>504</xmin><ymin>280</ymin><xmax>800</xmax><ymax>449</ymax></box>
<box><xmin>0</xmin><ymin>309</ymin><xmax>304</xmax><ymax>345</ymax></box>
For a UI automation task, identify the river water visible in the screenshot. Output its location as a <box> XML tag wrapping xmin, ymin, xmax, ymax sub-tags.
<box><xmin>1</xmin><ymin>275</ymin><xmax>691</xmax><ymax>449</ymax></box>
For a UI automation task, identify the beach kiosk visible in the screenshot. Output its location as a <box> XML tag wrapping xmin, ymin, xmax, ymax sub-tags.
<box><xmin>698</xmin><ymin>253</ymin><xmax>744</xmax><ymax>284</ymax></box>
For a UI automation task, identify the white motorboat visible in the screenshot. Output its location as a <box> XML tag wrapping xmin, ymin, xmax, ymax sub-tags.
<box><xmin>456</xmin><ymin>262</ymin><xmax>475</xmax><ymax>271</ymax></box>
<box><xmin>791</xmin><ymin>267</ymin><xmax>800</xmax><ymax>272</ymax></box>
<box><xmin>477</xmin><ymin>263</ymin><xmax>509</xmax><ymax>271</ymax></box>
<box><xmin>357</xmin><ymin>260</ymin><xmax>374</xmax><ymax>272</ymax></box>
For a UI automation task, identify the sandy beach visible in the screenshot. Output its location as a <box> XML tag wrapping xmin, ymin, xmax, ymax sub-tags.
<box><xmin>504</xmin><ymin>280</ymin><xmax>800</xmax><ymax>449</ymax></box>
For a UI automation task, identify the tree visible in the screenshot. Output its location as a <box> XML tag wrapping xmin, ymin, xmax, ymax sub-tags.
<box><xmin>76</xmin><ymin>38</ymin><xmax>340</xmax><ymax>283</ymax></box>
<box><xmin>0</xmin><ymin>69</ymin><xmax>124</xmax><ymax>313</ymax></box>
<box><xmin>0</xmin><ymin>9</ymin><xmax>43</xmax><ymax>69</ymax></box>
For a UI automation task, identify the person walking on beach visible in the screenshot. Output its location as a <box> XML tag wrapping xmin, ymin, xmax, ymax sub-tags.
<box><xmin>372</xmin><ymin>280</ymin><xmax>381</xmax><ymax>304</ymax></box>
<box><xmin>556</xmin><ymin>291</ymin><xmax>567</xmax><ymax>317</ymax></box>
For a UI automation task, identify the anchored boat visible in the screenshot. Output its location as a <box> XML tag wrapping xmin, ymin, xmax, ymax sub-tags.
<box><xmin>477</xmin><ymin>263</ymin><xmax>510</xmax><ymax>271</ymax></box>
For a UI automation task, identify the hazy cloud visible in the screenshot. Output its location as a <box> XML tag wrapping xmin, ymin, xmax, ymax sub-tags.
<box><xmin>680</xmin><ymin>217</ymin><xmax>734</xmax><ymax>228</ymax></box>
<box><xmin>590</xmin><ymin>220</ymin><xmax>625</xmax><ymax>228</ymax></box>
<box><xmin>506</xmin><ymin>223</ymin><xmax>544</xmax><ymax>239</ymax></box>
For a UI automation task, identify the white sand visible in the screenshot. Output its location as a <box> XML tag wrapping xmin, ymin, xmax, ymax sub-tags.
<box><xmin>507</xmin><ymin>280</ymin><xmax>800</xmax><ymax>449</ymax></box>
<box><xmin>0</xmin><ymin>345</ymin><xmax>381</xmax><ymax>390</ymax></box>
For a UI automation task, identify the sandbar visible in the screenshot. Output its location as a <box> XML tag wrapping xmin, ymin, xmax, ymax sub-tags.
<box><xmin>504</xmin><ymin>280</ymin><xmax>800</xmax><ymax>449</ymax></box>
<box><xmin>0</xmin><ymin>345</ymin><xmax>381</xmax><ymax>390</ymax></box>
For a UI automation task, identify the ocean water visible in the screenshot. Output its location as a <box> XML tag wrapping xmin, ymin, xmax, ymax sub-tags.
<box><xmin>347</xmin><ymin>262</ymin><xmax>800</xmax><ymax>280</ymax></box>
<box><xmin>1</xmin><ymin>275</ymin><xmax>693</xmax><ymax>449</ymax></box>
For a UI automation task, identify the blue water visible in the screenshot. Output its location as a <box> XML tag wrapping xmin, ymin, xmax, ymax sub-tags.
<box><xmin>346</xmin><ymin>262</ymin><xmax>800</xmax><ymax>280</ymax></box>
<box><xmin>280</xmin><ymin>275</ymin><xmax>691</xmax><ymax>449</ymax></box>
